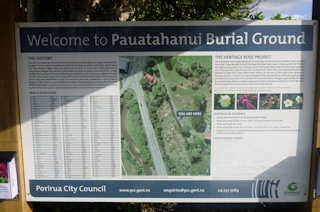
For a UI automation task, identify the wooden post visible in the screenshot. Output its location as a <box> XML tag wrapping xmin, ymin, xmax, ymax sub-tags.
<box><xmin>312</xmin><ymin>0</ymin><xmax>320</xmax><ymax>211</ymax></box>
<box><xmin>0</xmin><ymin>0</ymin><xmax>32</xmax><ymax>211</ymax></box>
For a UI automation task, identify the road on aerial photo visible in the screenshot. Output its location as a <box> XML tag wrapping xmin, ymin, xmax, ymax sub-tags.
<box><xmin>121</xmin><ymin>56</ymin><xmax>167</xmax><ymax>176</ymax></box>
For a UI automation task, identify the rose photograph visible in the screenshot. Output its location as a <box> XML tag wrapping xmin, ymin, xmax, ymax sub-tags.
<box><xmin>237</xmin><ymin>94</ymin><xmax>258</xmax><ymax>110</ymax></box>
<box><xmin>282</xmin><ymin>93</ymin><xmax>303</xmax><ymax>109</ymax></box>
<box><xmin>259</xmin><ymin>94</ymin><xmax>280</xmax><ymax>110</ymax></box>
<box><xmin>214</xmin><ymin>94</ymin><xmax>235</xmax><ymax>110</ymax></box>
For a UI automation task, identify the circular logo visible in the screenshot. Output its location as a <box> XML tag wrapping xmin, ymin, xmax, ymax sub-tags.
<box><xmin>288</xmin><ymin>182</ymin><xmax>298</xmax><ymax>191</ymax></box>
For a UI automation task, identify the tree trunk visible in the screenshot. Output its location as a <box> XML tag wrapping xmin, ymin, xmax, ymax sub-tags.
<box><xmin>27</xmin><ymin>0</ymin><xmax>34</xmax><ymax>21</ymax></box>
<box><xmin>70</xmin><ymin>0</ymin><xmax>88</xmax><ymax>21</ymax></box>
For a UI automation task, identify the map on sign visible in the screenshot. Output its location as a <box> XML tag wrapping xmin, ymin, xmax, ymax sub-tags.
<box><xmin>120</xmin><ymin>56</ymin><xmax>211</xmax><ymax>176</ymax></box>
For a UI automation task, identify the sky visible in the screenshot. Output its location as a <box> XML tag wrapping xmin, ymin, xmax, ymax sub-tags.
<box><xmin>256</xmin><ymin>0</ymin><xmax>313</xmax><ymax>20</ymax></box>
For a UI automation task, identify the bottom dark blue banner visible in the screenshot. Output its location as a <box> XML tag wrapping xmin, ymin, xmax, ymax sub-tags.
<box><xmin>30</xmin><ymin>180</ymin><xmax>280</xmax><ymax>199</ymax></box>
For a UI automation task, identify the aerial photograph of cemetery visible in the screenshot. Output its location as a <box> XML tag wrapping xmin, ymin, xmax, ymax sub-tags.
<box><xmin>120</xmin><ymin>56</ymin><xmax>212</xmax><ymax>176</ymax></box>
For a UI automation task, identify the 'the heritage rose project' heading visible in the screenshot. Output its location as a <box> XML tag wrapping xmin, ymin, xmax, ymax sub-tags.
<box><xmin>19</xmin><ymin>25</ymin><xmax>314</xmax><ymax>52</ymax></box>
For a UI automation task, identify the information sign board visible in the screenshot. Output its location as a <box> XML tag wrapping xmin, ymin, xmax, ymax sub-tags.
<box><xmin>15</xmin><ymin>21</ymin><xmax>318</xmax><ymax>202</ymax></box>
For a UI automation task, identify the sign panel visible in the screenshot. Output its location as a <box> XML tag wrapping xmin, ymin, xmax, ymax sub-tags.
<box><xmin>15</xmin><ymin>21</ymin><xmax>318</xmax><ymax>202</ymax></box>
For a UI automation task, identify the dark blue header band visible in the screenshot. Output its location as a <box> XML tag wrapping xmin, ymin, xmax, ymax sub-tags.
<box><xmin>19</xmin><ymin>25</ymin><xmax>314</xmax><ymax>52</ymax></box>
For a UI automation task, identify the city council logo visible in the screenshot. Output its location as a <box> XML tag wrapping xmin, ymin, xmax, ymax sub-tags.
<box><xmin>284</xmin><ymin>182</ymin><xmax>300</xmax><ymax>196</ymax></box>
<box><xmin>287</xmin><ymin>182</ymin><xmax>298</xmax><ymax>191</ymax></box>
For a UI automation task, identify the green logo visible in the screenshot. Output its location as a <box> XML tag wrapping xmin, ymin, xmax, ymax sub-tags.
<box><xmin>288</xmin><ymin>182</ymin><xmax>298</xmax><ymax>191</ymax></box>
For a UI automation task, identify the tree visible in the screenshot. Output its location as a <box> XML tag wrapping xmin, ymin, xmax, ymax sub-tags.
<box><xmin>33</xmin><ymin>0</ymin><xmax>72</xmax><ymax>21</ymax></box>
<box><xmin>175</xmin><ymin>66</ymin><xmax>183</xmax><ymax>75</ymax></box>
<box><xmin>192</xmin><ymin>78</ymin><xmax>200</xmax><ymax>90</ymax></box>
<box><xmin>140</xmin><ymin>78</ymin><xmax>150</xmax><ymax>90</ymax></box>
<box><xmin>30</xmin><ymin>0</ymin><xmax>262</xmax><ymax>22</ymax></box>
<box><xmin>141</xmin><ymin>148</ymin><xmax>151</xmax><ymax>163</ymax></box>
<box><xmin>31</xmin><ymin>0</ymin><xmax>128</xmax><ymax>21</ymax></box>
<box><xmin>192</xmin><ymin>116</ymin><xmax>206</xmax><ymax>132</ymax></box>
<box><xmin>249</xmin><ymin>11</ymin><xmax>264</xmax><ymax>20</ymax></box>
<box><xmin>152</xmin><ymin>82</ymin><xmax>168</xmax><ymax>105</ymax></box>
<box><xmin>192</xmin><ymin>136</ymin><xmax>204</xmax><ymax>147</ymax></box>
<box><xmin>130</xmin><ymin>0</ymin><xmax>261</xmax><ymax>21</ymax></box>
<box><xmin>124</xmin><ymin>91</ymin><xmax>134</xmax><ymax>100</ymax></box>
<box><xmin>195</xmin><ymin>66</ymin><xmax>206</xmax><ymax>75</ymax></box>
<box><xmin>271</xmin><ymin>13</ymin><xmax>291</xmax><ymax>20</ymax></box>
<box><xmin>191</xmin><ymin>62</ymin><xmax>198</xmax><ymax>70</ymax></box>
<box><xmin>89</xmin><ymin>0</ymin><xmax>131</xmax><ymax>21</ymax></box>
<box><xmin>190</xmin><ymin>148</ymin><xmax>201</xmax><ymax>162</ymax></box>
<box><xmin>153</xmin><ymin>68</ymin><xmax>160</xmax><ymax>77</ymax></box>
<box><xmin>170</xmin><ymin>84</ymin><xmax>177</xmax><ymax>91</ymax></box>
<box><xmin>146</xmin><ymin>58</ymin><xmax>156</xmax><ymax>67</ymax></box>
<box><xmin>165</xmin><ymin>58</ymin><xmax>173</xmax><ymax>70</ymax></box>
<box><xmin>199</xmin><ymin>73</ymin><xmax>208</xmax><ymax>85</ymax></box>
<box><xmin>128</xmin><ymin>102</ymin><xmax>139</xmax><ymax>114</ymax></box>
<box><xmin>181</xmin><ymin>126</ymin><xmax>191</xmax><ymax>138</ymax></box>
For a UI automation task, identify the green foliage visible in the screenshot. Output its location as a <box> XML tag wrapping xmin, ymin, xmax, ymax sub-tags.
<box><xmin>124</xmin><ymin>90</ymin><xmax>134</xmax><ymax>100</ymax></box>
<box><xmin>188</xmin><ymin>135</ymin><xmax>210</xmax><ymax>168</ymax></box>
<box><xmin>271</xmin><ymin>13</ymin><xmax>292</xmax><ymax>20</ymax></box>
<box><xmin>190</xmin><ymin>148</ymin><xmax>202</xmax><ymax>162</ymax></box>
<box><xmin>124</xmin><ymin>90</ymin><xmax>154</xmax><ymax>168</ymax></box>
<box><xmin>175</xmin><ymin>64</ymin><xmax>192</xmax><ymax>79</ymax></box>
<box><xmin>146</xmin><ymin>58</ymin><xmax>156</xmax><ymax>67</ymax></box>
<box><xmin>33</xmin><ymin>0</ymin><xmax>71</xmax><ymax>21</ymax></box>
<box><xmin>192</xmin><ymin>78</ymin><xmax>200</xmax><ymax>90</ymax></box>
<box><xmin>32</xmin><ymin>0</ymin><xmax>260</xmax><ymax>22</ymax></box>
<box><xmin>122</xmin><ymin>140</ymin><xmax>145</xmax><ymax>175</ymax></box>
<box><xmin>127</xmin><ymin>95</ymin><xmax>137</xmax><ymax>108</ymax></box>
<box><xmin>164</xmin><ymin>58</ymin><xmax>173</xmax><ymax>70</ymax></box>
<box><xmin>173</xmin><ymin>58</ymin><xmax>210</xmax><ymax>90</ymax></box>
<box><xmin>170</xmin><ymin>84</ymin><xmax>177</xmax><ymax>91</ymax></box>
<box><xmin>249</xmin><ymin>11</ymin><xmax>264</xmax><ymax>20</ymax></box>
<box><xmin>152</xmin><ymin>82</ymin><xmax>168</xmax><ymax>106</ymax></box>
<box><xmin>192</xmin><ymin>116</ymin><xmax>206</xmax><ymax>132</ymax></box>
<box><xmin>0</xmin><ymin>176</ymin><xmax>8</xmax><ymax>183</ymax></box>
<box><xmin>192</xmin><ymin>136</ymin><xmax>204</xmax><ymax>147</ymax></box>
<box><xmin>181</xmin><ymin>125</ymin><xmax>191</xmax><ymax>138</ymax></box>
<box><xmin>199</xmin><ymin>73</ymin><xmax>208</xmax><ymax>85</ymax></box>
<box><xmin>89</xmin><ymin>0</ymin><xmax>126</xmax><ymax>21</ymax></box>
<box><xmin>141</xmin><ymin>148</ymin><xmax>151</xmax><ymax>163</ymax></box>
<box><xmin>142</xmin><ymin>66</ymin><xmax>149</xmax><ymax>74</ymax></box>
<box><xmin>153</xmin><ymin>68</ymin><xmax>160</xmax><ymax>77</ymax></box>
<box><xmin>140</xmin><ymin>77</ymin><xmax>150</xmax><ymax>90</ymax></box>
<box><xmin>129</xmin><ymin>0</ymin><xmax>259</xmax><ymax>21</ymax></box>
<box><xmin>191</xmin><ymin>62</ymin><xmax>198</xmax><ymax>70</ymax></box>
